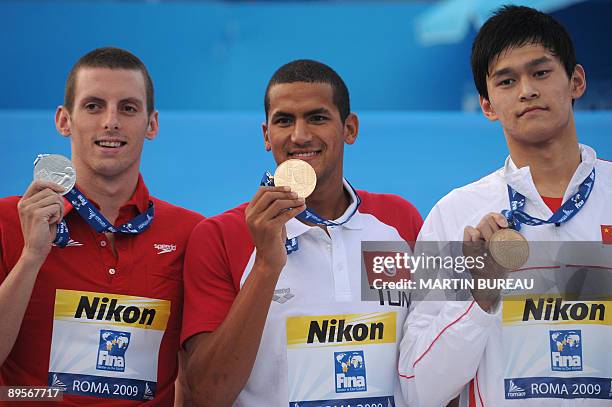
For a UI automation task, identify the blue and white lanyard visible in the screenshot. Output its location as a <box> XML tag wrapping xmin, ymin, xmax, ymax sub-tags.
<box><xmin>502</xmin><ymin>168</ymin><xmax>595</xmax><ymax>231</ymax></box>
<box><xmin>54</xmin><ymin>186</ymin><xmax>155</xmax><ymax>247</ymax></box>
<box><xmin>260</xmin><ymin>172</ymin><xmax>361</xmax><ymax>254</ymax></box>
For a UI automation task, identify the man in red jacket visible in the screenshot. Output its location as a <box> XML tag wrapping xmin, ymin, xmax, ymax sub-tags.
<box><xmin>0</xmin><ymin>47</ymin><xmax>203</xmax><ymax>405</ymax></box>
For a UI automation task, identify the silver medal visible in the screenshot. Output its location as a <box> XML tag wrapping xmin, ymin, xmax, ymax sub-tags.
<box><xmin>33</xmin><ymin>154</ymin><xmax>76</xmax><ymax>195</ymax></box>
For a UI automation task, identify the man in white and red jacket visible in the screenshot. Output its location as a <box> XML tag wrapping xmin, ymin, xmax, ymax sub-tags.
<box><xmin>399</xmin><ymin>5</ymin><xmax>612</xmax><ymax>407</ymax></box>
<box><xmin>182</xmin><ymin>59</ymin><xmax>423</xmax><ymax>407</ymax></box>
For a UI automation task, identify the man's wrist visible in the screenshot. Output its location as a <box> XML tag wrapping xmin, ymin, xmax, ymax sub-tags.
<box><xmin>18</xmin><ymin>249</ymin><xmax>47</xmax><ymax>272</ymax></box>
<box><xmin>252</xmin><ymin>256</ymin><xmax>284</xmax><ymax>279</ymax></box>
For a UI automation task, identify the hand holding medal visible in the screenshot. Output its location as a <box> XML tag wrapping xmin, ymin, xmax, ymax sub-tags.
<box><xmin>463</xmin><ymin>212</ymin><xmax>529</xmax><ymax>271</ymax></box>
<box><xmin>245</xmin><ymin>160</ymin><xmax>309</xmax><ymax>273</ymax></box>
<box><xmin>30</xmin><ymin>154</ymin><xmax>156</xmax><ymax>248</ymax></box>
<box><xmin>463</xmin><ymin>212</ymin><xmax>516</xmax><ymax>311</ymax></box>
<box><xmin>16</xmin><ymin>155</ymin><xmax>72</xmax><ymax>260</ymax></box>
<box><xmin>259</xmin><ymin>159</ymin><xmax>361</xmax><ymax>254</ymax></box>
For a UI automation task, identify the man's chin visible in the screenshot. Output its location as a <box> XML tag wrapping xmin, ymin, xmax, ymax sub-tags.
<box><xmin>91</xmin><ymin>164</ymin><xmax>132</xmax><ymax>179</ymax></box>
<box><xmin>508</xmin><ymin>127</ymin><xmax>561</xmax><ymax>145</ymax></box>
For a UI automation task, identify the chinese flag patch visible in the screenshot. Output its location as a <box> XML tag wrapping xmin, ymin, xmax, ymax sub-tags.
<box><xmin>602</xmin><ymin>225</ymin><xmax>612</xmax><ymax>244</ymax></box>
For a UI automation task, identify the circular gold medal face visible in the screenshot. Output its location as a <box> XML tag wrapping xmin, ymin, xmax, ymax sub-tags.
<box><xmin>489</xmin><ymin>228</ymin><xmax>529</xmax><ymax>270</ymax></box>
<box><xmin>273</xmin><ymin>159</ymin><xmax>317</xmax><ymax>198</ymax></box>
<box><xmin>33</xmin><ymin>154</ymin><xmax>76</xmax><ymax>195</ymax></box>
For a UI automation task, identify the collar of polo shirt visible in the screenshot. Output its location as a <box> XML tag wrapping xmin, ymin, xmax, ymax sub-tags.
<box><xmin>286</xmin><ymin>178</ymin><xmax>364</xmax><ymax>240</ymax></box>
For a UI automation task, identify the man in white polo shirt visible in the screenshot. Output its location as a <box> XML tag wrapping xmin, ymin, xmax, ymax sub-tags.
<box><xmin>181</xmin><ymin>59</ymin><xmax>423</xmax><ymax>406</ymax></box>
<box><xmin>398</xmin><ymin>5</ymin><xmax>612</xmax><ymax>407</ymax></box>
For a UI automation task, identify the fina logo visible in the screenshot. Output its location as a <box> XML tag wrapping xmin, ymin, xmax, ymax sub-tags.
<box><xmin>97</xmin><ymin>330</ymin><xmax>131</xmax><ymax>372</ymax></box>
<box><xmin>550</xmin><ymin>330</ymin><xmax>582</xmax><ymax>372</ymax></box>
<box><xmin>334</xmin><ymin>351</ymin><xmax>367</xmax><ymax>393</ymax></box>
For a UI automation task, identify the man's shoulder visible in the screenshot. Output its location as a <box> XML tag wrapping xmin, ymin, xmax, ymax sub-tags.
<box><xmin>435</xmin><ymin>169</ymin><xmax>504</xmax><ymax>210</ymax></box>
<box><xmin>357</xmin><ymin>190</ymin><xmax>423</xmax><ymax>241</ymax></box>
<box><xmin>0</xmin><ymin>196</ymin><xmax>21</xmax><ymax>223</ymax></box>
<box><xmin>150</xmin><ymin>196</ymin><xmax>204</xmax><ymax>225</ymax></box>
<box><xmin>358</xmin><ymin>190</ymin><xmax>420</xmax><ymax>216</ymax></box>
<box><xmin>0</xmin><ymin>195</ymin><xmax>21</xmax><ymax>208</ymax></box>
<box><xmin>189</xmin><ymin>203</ymin><xmax>251</xmax><ymax>246</ymax></box>
<box><xmin>185</xmin><ymin>203</ymin><xmax>254</xmax><ymax>282</ymax></box>
<box><xmin>596</xmin><ymin>156</ymin><xmax>612</xmax><ymax>177</ymax></box>
<box><xmin>419</xmin><ymin>169</ymin><xmax>506</xmax><ymax>241</ymax></box>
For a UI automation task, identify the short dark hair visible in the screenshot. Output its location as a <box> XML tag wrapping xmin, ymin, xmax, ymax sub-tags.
<box><xmin>264</xmin><ymin>59</ymin><xmax>350</xmax><ymax>122</ymax></box>
<box><xmin>64</xmin><ymin>47</ymin><xmax>155</xmax><ymax>115</ymax></box>
<box><xmin>471</xmin><ymin>5</ymin><xmax>576</xmax><ymax>100</ymax></box>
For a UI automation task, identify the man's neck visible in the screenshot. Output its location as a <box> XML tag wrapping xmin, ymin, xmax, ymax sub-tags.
<box><xmin>304</xmin><ymin>174</ymin><xmax>350</xmax><ymax>223</ymax></box>
<box><xmin>75</xmin><ymin>170</ymin><xmax>139</xmax><ymax>225</ymax></box>
<box><xmin>507</xmin><ymin>131</ymin><xmax>581</xmax><ymax>198</ymax></box>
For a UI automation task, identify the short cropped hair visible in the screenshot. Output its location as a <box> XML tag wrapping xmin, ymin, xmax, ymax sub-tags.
<box><xmin>264</xmin><ymin>59</ymin><xmax>350</xmax><ymax>122</ymax></box>
<box><xmin>471</xmin><ymin>5</ymin><xmax>576</xmax><ymax>100</ymax></box>
<box><xmin>64</xmin><ymin>47</ymin><xmax>155</xmax><ymax>115</ymax></box>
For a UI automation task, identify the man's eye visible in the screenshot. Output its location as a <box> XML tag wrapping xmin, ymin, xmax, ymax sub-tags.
<box><xmin>498</xmin><ymin>78</ymin><xmax>514</xmax><ymax>87</ymax></box>
<box><xmin>310</xmin><ymin>115</ymin><xmax>327</xmax><ymax>122</ymax></box>
<box><xmin>534</xmin><ymin>70</ymin><xmax>550</xmax><ymax>78</ymax></box>
<box><xmin>275</xmin><ymin>117</ymin><xmax>292</xmax><ymax>125</ymax></box>
<box><xmin>85</xmin><ymin>103</ymin><xmax>100</xmax><ymax>111</ymax></box>
<box><xmin>123</xmin><ymin>105</ymin><xmax>137</xmax><ymax>113</ymax></box>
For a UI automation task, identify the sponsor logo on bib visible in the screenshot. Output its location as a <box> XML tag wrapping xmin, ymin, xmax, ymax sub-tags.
<box><xmin>523</xmin><ymin>298</ymin><xmax>606</xmax><ymax>322</ymax></box>
<box><xmin>550</xmin><ymin>330</ymin><xmax>582</xmax><ymax>372</ymax></box>
<box><xmin>97</xmin><ymin>330</ymin><xmax>131</xmax><ymax>372</ymax></box>
<box><xmin>334</xmin><ymin>351</ymin><xmax>366</xmax><ymax>393</ymax></box>
<box><xmin>506</xmin><ymin>380</ymin><xmax>526</xmax><ymax>398</ymax></box>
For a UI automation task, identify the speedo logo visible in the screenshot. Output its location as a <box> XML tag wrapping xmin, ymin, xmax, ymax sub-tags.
<box><xmin>74</xmin><ymin>296</ymin><xmax>156</xmax><ymax>326</ymax></box>
<box><xmin>522</xmin><ymin>298</ymin><xmax>605</xmax><ymax>322</ymax></box>
<box><xmin>154</xmin><ymin>243</ymin><xmax>176</xmax><ymax>254</ymax></box>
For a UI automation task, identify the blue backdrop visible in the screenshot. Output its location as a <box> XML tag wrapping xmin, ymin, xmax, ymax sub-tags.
<box><xmin>1</xmin><ymin>0</ymin><xmax>611</xmax><ymax>111</ymax></box>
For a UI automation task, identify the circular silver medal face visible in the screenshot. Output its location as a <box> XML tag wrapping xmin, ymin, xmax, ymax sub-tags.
<box><xmin>33</xmin><ymin>154</ymin><xmax>76</xmax><ymax>195</ymax></box>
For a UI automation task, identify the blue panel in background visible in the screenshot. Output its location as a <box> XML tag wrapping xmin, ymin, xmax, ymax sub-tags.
<box><xmin>1</xmin><ymin>1</ymin><xmax>610</xmax><ymax>111</ymax></box>
<box><xmin>2</xmin><ymin>110</ymin><xmax>610</xmax><ymax>218</ymax></box>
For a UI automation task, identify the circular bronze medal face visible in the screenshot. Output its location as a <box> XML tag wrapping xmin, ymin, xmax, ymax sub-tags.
<box><xmin>33</xmin><ymin>154</ymin><xmax>76</xmax><ymax>195</ymax></box>
<box><xmin>273</xmin><ymin>159</ymin><xmax>317</xmax><ymax>198</ymax></box>
<box><xmin>489</xmin><ymin>228</ymin><xmax>529</xmax><ymax>270</ymax></box>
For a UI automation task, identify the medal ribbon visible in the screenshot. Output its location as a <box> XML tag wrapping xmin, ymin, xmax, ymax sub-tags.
<box><xmin>260</xmin><ymin>172</ymin><xmax>361</xmax><ymax>254</ymax></box>
<box><xmin>53</xmin><ymin>186</ymin><xmax>155</xmax><ymax>247</ymax></box>
<box><xmin>502</xmin><ymin>168</ymin><xmax>595</xmax><ymax>231</ymax></box>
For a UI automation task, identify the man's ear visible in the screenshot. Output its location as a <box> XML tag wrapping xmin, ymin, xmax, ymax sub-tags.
<box><xmin>343</xmin><ymin>113</ymin><xmax>359</xmax><ymax>145</ymax></box>
<box><xmin>55</xmin><ymin>106</ymin><xmax>72</xmax><ymax>137</ymax></box>
<box><xmin>570</xmin><ymin>64</ymin><xmax>586</xmax><ymax>100</ymax></box>
<box><xmin>262</xmin><ymin>122</ymin><xmax>271</xmax><ymax>151</ymax></box>
<box><xmin>480</xmin><ymin>96</ymin><xmax>498</xmax><ymax>121</ymax></box>
<box><xmin>145</xmin><ymin>111</ymin><xmax>159</xmax><ymax>141</ymax></box>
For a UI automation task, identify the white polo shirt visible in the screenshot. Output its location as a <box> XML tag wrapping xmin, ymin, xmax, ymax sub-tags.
<box><xmin>182</xmin><ymin>180</ymin><xmax>422</xmax><ymax>406</ymax></box>
<box><xmin>399</xmin><ymin>144</ymin><xmax>612</xmax><ymax>407</ymax></box>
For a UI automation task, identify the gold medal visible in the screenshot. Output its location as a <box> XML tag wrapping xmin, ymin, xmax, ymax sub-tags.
<box><xmin>273</xmin><ymin>159</ymin><xmax>317</xmax><ymax>198</ymax></box>
<box><xmin>489</xmin><ymin>228</ymin><xmax>529</xmax><ymax>270</ymax></box>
